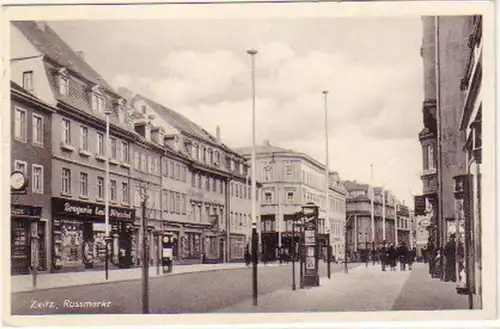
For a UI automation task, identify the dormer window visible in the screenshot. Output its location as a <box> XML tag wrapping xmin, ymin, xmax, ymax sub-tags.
<box><xmin>117</xmin><ymin>106</ymin><xmax>125</xmax><ymax>123</ymax></box>
<box><xmin>23</xmin><ymin>71</ymin><xmax>33</xmax><ymax>91</ymax></box>
<box><xmin>141</xmin><ymin>105</ymin><xmax>147</xmax><ymax>114</ymax></box>
<box><xmin>145</xmin><ymin>125</ymin><xmax>151</xmax><ymax>140</ymax></box>
<box><xmin>159</xmin><ymin>131</ymin><xmax>164</xmax><ymax>145</ymax></box>
<box><xmin>174</xmin><ymin>137</ymin><xmax>180</xmax><ymax>151</ymax></box>
<box><xmin>59</xmin><ymin>74</ymin><xmax>68</xmax><ymax>96</ymax></box>
<box><xmin>92</xmin><ymin>92</ymin><xmax>105</xmax><ymax>113</ymax></box>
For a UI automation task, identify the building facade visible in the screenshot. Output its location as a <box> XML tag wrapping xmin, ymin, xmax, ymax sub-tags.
<box><xmin>129</xmin><ymin>93</ymin><xmax>257</xmax><ymax>264</ymax></box>
<box><xmin>419</xmin><ymin>15</ymin><xmax>482</xmax><ymax>308</ymax></box>
<box><xmin>10</xmin><ymin>81</ymin><xmax>55</xmax><ymax>275</ymax></box>
<box><xmin>236</xmin><ymin>141</ymin><xmax>348</xmax><ymax>262</ymax></box>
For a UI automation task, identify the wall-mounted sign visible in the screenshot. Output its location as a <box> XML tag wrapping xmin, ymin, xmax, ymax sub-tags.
<box><xmin>52</xmin><ymin>198</ymin><xmax>135</xmax><ymax>222</ymax></box>
<box><xmin>11</xmin><ymin>205</ymin><xmax>42</xmax><ymax>218</ymax></box>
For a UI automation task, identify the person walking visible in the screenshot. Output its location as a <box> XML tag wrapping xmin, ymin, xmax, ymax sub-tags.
<box><xmin>407</xmin><ymin>247</ymin><xmax>415</xmax><ymax>271</ymax></box>
<box><xmin>444</xmin><ymin>234</ymin><xmax>457</xmax><ymax>282</ymax></box>
<box><xmin>380</xmin><ymin>242</ymin><xmax>388</xmax><ymax>271</ymax></box>
<box><xmin>388</xmin><ymin>244</ymin><xmax>397</xmax><ymax>271</ymax></box>
<box><xmin>398</xmin><ymin>242</ymin><xmax>409</xmax><ymax>271</ymax></box>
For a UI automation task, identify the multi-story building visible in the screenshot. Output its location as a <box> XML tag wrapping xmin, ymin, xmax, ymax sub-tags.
<box><xmin>10</xmin><ymin>81</ymin><xmax>55</xmax><ymax>275</ymax></box>
<box><xmin>11</xmin><ymin>21</ymin><xmax>138</xmax><ymax>272</ymax></box>
<box><xmin>458</xmin><ymin>15</ymin><xmax>483</xmax><ymax>309</ymax></box>
<box><xmin>419</xmin><ymin>15</ymin><xmax>483</xmax><ymax>308</ymax></box>
<box><xmin>418</xmin><ymin>15</ymin><xmax>468</xmax><ymax>265</ymax></box>
<box><xmin>129</xmin><ymin>93</ymin><xmax>256</xmax><ymax>263</ymax></box>
<box><xmin>344</xmin><ymin>181</ymin><xmax>413</xmax><ymax>261</ymax></box>
<box><xmin>236</xmin><ymin>141</ymin><xmax>348</xmax><ymax>262</ymax></box>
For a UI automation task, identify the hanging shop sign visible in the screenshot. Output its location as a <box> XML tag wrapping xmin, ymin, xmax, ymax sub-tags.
<box><xmin>52</xmin><ymin>197</ymin><xmax>135</xmax><ymax>222</ymax></box>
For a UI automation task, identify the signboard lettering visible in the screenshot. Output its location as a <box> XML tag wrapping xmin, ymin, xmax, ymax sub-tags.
<box><xmin>11</xmin><ymin>205</ymin><xmax>42</xmax><ymax>218</ymax></box>
<box><xmin>52</xmin><ymin>198</ymin><xmax>134</xmax><ymax>221</ymax></box>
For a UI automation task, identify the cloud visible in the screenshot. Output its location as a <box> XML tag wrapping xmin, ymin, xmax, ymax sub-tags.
<box><xmin>110</xmin><ymin>36</ymin><xmax>423</xmax><ymax>206</ymax></box>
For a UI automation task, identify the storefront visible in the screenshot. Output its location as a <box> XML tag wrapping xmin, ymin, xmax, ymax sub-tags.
<box><xmin>230</xmin><ymin>234</ymin><xmax>245</xmax><ymax>261</ymax></box>
<box><xmin>11</xmin><ymin>204</ymin><xmax>44</xmax><ymax>275</ymax></box>
<box><xmin>51</xmin><ymin>197</ymin><xmax>135</xmax><ymax>272</ymax></box>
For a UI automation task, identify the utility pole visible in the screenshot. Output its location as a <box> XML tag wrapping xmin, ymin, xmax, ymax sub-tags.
<box><xmin>370</xmin><ymin>164</ymin><xmax>375</xmax><ymax>265</ymax></box>
<box><xmin>141</xmin><ymin>187</ymin><xmax>149</xmax><ymax>314</ymax></box>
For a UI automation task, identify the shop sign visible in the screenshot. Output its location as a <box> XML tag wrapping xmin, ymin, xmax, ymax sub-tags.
<box><xmin>11</xmin><ymin>205</ymin><xmax>42</xmax><ymax>218</ymax></box>
<box><xmin>52</xmin><ymin>198</ymin><xmax>135</xmax><ymax>221</ymax></box>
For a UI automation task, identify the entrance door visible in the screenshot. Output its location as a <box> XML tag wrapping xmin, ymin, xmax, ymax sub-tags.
<box><xmin>11</xmin><ymin>219</ymin><xmax>30</xmax><ymax>275</ymax></box>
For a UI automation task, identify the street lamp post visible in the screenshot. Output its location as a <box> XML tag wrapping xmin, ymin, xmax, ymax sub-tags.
<box><xmin>344</xmin><ymin>215</ymin><xmax>351</xmax><ymax>273</ymax></box>
<box><xmin>322</xmin><ymin>90</ymin><xmax>331</xmax><ymax>280</ymax></box>
<box><xmin>247</xmin><ymin>48</ymin><xmax>258</xmax><ymax>307</ymax></box>
<box><xmin>370</xmin><ymin>164</ymin><xmax>375</xmax><ymax>266</ymax></box>
<box><xmin>291</xmin><ymin>213</ymin><xmax>299</xmax><ymax>291</ymax></box>
<box><xmin>104</xmin><ymin>108</ymin><xmax>112</xmax><ymax>280</ymax></box>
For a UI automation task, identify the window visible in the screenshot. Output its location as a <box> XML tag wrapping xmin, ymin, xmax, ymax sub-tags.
<box><xmin>235</xmin><ymin>184</ymin><xmax>239</xmax><ymax>198</ymax></box>
<box><xmin>428</xmin><ymin>145</ymin><xmax>435</xmax><ymax>170</ymax></box>
<box><xmin>205</xmin><ymin>176</ymin><xmax>210</xmax><ymax>191</ymax></box>
<box><xmin>213</xmin><ymin>178</ymin><xmax>217</xmax><ymax>192</ymax></box>
<box><xmin>32</xmin><ymin>114</ymin><xmax>43</xmax><ymax>146</ymax></box>
<box><xmin>122</xmin><ymin>182</ymin><xmax>129</xmax><ymax>204</ymax></box>
<box><xmin>264</xmin><ymin>166</ymin><xmax>272</xmax><ymax>181</ymax></box>
<box><xmin>97</xmin><ymin>133</ymin><xmax>104</xmax><ymax>156</ymax></box>
<box><xmin>121</xmin><ymin>142</ymin><xmax>129</xmax><ymax>163</ymax></box>
<box><xmin>32</xmin><ymin>165</ymin><xmax>43</xmax><ymax>193</ymax></box>
<box><xmin>62</xmin><ymin>168</ymin><xmax>71</xmax><ymax>195</ymax></box>
<box><xmin>59</xmin><ymin>75</ymin><xmax>68</xmax><ymax>96</ymax></box>
<box><xmin>197</xmin><ymin>174</ymin><xmax>202</xmax><ymax>189</ymax></box>
<box><xmin>80</xmin><ymin>126</ymin><xmax>89</xmax><ymax>151</ymax></box>
<box><xmin>162</xmin><ymin>191</ymin><xmax>168</xmax><ymax>211</ymax></box>
<box><xmin>191</xmin><ymin>171</ymin><xmax>196</xmax><ymax>187</ymax></box>
<box><xmin>14</xmin><ymin>160</ymin><xmax>27</xmax><ymax>175</ymax></box>
<box><xmin>147</xmin><ymin>155</ymin><xmax>152</xmax><ymax>173</ymax></box>
<box><xmin>97</xmin><ymin>176</ymin><xmax>104</xmax><ymax>199</ymax></box>
<box><xmin>62</xmin><ymin>118</ymin><xmax>71</xmax><ymax>144</ymax></box>
<box><xmin>286</xmin><ymin>191</ymin><xmax>294</xmax><ymax>204</ymax></box>
<box><xmin>169</xmin><ymin>161</ymin><xmax>174</xmax><ymax>178</ymax></box>
<box><xmin>110</xmin><ymin>180</ymin><xmax>117</xmax><ymax>201</ymax></box>
<box><xmin>285</xmin><ymin>165</ymin><xmax>293</xmax><ymax>178</ymax></box>
<box><xmin>92</xmin><ymin>93</ymin><xmax>105</xmax><ymax>113</ymax></box>
<box><xmin>135</xmin><ymin>187</ymin><xmax>141</xmax><ymax>207</ymax></box>
<box><xmin>170</xmin><ymin>191</ymin><xmax>175</xmax><ymax>212</ymax></box>
<box><xmin>79</xmin><ymin>172</ymin><xmax>88</xmax><ymax>197</ymax></box>
<box><xmin>264</xmin><ymin>192</ymin><xmax>272</xmax><ymax>204</ymax></box>
<box><xmin>141</xmin><ymin>154</ymin><xmax>147</xmax><ymax>172</ymax></box>
<box><xmin>134</xmin><ymin>151</ymin><xmax>140</xmax><ymax>169</ymax></box>
<box><xmin>163</xmin><ymin>159</ymin><xmax>169</xmax><ymax>177</ymax></box>
<box><xmin>110</xmin><ymin>138</ymin><xmax>117</xmax><ymax>159</ymax></box>
<box><xmin>14</xmin><ymin>107</ymin><xmax>27</xmax><ymax>142</ymax></box>
<box><xmin>22</xmin><ymin>71</ymin><xmax>33</xmax><ymax>91</ymax></box>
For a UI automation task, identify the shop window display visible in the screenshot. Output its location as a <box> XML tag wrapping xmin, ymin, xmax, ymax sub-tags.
<box><xmin>56</xmin><ymin>220</ymin><xmax>84</xmax><ymax>268</ymax></box>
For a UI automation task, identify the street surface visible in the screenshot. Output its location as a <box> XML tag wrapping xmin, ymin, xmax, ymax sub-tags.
<box><xmin>12</xmin><ymin>262</ymin><xmax>354</xmax><ymax>314</ymax></box>
<box><xmin>11</xmin><ymin>262</ymin><xmax>468</xmax><ymax>315</ymax></box>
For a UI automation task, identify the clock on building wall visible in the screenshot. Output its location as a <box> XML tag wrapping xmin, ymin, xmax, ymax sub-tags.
<box><xmin>11</xmin><ymin>171</ymin><xmax>29</xmax><ymax>194</ymax></box>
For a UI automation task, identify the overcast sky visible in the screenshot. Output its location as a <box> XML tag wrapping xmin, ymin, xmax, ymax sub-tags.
<box><xmin>48</xmin><ymin>17</ymin><xmax>424</xmax><ymax>206</ymax></box>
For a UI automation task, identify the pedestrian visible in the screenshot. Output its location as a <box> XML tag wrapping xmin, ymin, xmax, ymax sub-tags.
<box><xmin>406</xmin><ymin>247</ymin><xmax>415</xmax><ymax>270</ymax></box>
<box><xmin>379</xmin><ymin>242</ymin><xmax>388</xmax><ymax>271</ymax></box>
<box><xmin>444</xmin><ymin>234</ymin><xmax>457</xmax><ymax>282</ymax></box>
<box><xmin>398</xmin><ymin>242</ymin><xmax>408</xmax><ymax>271</ymax></box>
<box><xmin>388</xmin><ymin>244</ymin><xmax>397</xmax><ymax>271</ymax></box>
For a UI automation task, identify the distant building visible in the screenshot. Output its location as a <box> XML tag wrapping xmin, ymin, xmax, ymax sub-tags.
<box><xmin>236</xmin><ymin>141</ymin><xmax>348</xmax><ymax>262</ymax></box>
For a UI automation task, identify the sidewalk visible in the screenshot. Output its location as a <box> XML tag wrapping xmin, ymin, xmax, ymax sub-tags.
<box><xmin>391</xmin><ymin>263</ymin><xmax>469</xmax><ymax>310</ymax></box>
<box><xmin>11</xmin><ymin>262</ymin><xmax>282</xmax><ymax>293</ymax></box>
<box><xmin>215</xmin><ymin>263</ymin><xmax>469</xmax><ymax>313</ymax></box>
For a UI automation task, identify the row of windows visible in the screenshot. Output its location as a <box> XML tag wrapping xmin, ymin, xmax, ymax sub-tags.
<box><xmin>262</xmin><ymin>164</ymin><xmax>294</xmax><ymax>182</ymax></box>
<box><xmin>14</xmin><ymin>107</ymin><xmax>44</xmax><ymax>146</ymax></box>
<box><xmin>163</xmin><ymin>158</ymin><xmax>187</xmax><ymax>182</ymax></box>
<box><xmin>60</xmin><ymin>167</ymin><xmax>130</xmax><ymax>204</ymax></box>
<box><xmin>231</xmin><ymin>182</ymin><xmax>252</xmax><ymax>200</ymax></box>
<box><xmin>13</xmin><ymin>160</ymin><xmax>43</xmax><ymax>194</ymax></box>
<box><xmin>191</xmin><ymin>143</ymin><xmax>248</xmax><ymax>176</ymax></box>
<box><xmin>230</xmin><ymin>212</ymin><xmax>251</xmax><ymax>229</ymax></box>
<box><xmin>161</xmin><ymin>190</ymin><xmax>188</xmax><ymax>214</ymax></box>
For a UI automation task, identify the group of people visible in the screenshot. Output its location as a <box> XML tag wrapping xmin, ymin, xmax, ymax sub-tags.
<box><xmin>378</xmin><ymin>241</ymin><xmax>417</xmax><ymax>272</ymax></box>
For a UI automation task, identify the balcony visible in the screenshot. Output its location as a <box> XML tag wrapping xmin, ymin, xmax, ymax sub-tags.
<box><xmin>421</xmin><ymin>169</ymin><xmax>438</xmax><ymax>195</ymax></box>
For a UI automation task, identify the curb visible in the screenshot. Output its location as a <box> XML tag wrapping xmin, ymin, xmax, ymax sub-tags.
<box><xmin>10</xmin><ymin>264</ymin><xmax>260</xmax><ymax>294</ymax></box>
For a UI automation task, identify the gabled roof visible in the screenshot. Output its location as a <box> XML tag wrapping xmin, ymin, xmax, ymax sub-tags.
<box><xmin>12</xmin><ymin>21</ymin><xmax>115</xmax><ymax>92</ymax></box>
<box><xmin>343</xmin><ymin>180</ymin><xmax>370</xmax><ymax>192</ymax></box>
<box><xmin>234</xmin><ymin>144</ymin><xmax>293</xmax><ymax>156</ymax></box>
<box><xmin>11</xmin><ymin>80</ymin><xmax>55</xmax><ymax>113</ymax></box>
<box><xmin>133</xmin><ymin>94</ymin><xmax>243</xmax><ymax>159</ymax></box>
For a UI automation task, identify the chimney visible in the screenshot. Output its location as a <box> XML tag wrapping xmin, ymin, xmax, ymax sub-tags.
<box><xmin>35</xmin><ymin>21</ymin><xmax>47</xmax><ymax>32</ymax></box>
<box><xmin>264</xmin><ymin>139</ymin><xmax>270</xmax><ymax>146</ymax></box>
<box><xmin>216</xmin><ymin>126</ymin><xmax>221</xmax><ymax>142</ymax></box>
<box><xmin>76</xmin><ymin>51</ymin><xmax>85</xmax><ymax>60</ymax></box>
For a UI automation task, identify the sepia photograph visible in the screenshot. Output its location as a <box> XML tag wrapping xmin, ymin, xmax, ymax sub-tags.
<box><xmin>1</xmin><ymin>1</ymin><xmax>496</xmax><ymax>326</ymax></box>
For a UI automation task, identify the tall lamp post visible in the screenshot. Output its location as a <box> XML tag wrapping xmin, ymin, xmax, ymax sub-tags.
<box><xmin>344</xmin><ymin>215</ymin><xmax>352</xmax><ymax>273</ymax></box>
<box><xmin>370</xmin><ymin>164</ymin><xmax>375</xmax><ymax>266</ymax></box>
<box><xmin>104</xmin><ymin>108</ymin><xmax>112</xmax><ymax>280</ymax></box>
<box><xmin>247</xmin><ymin>48</ymin><xmax>259</xmax><ymax>307</ymax></box>
<box><xmin>322</xmin><ymin>90</ymin><xmax>332</xmax><ymax>279</ymax></box>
